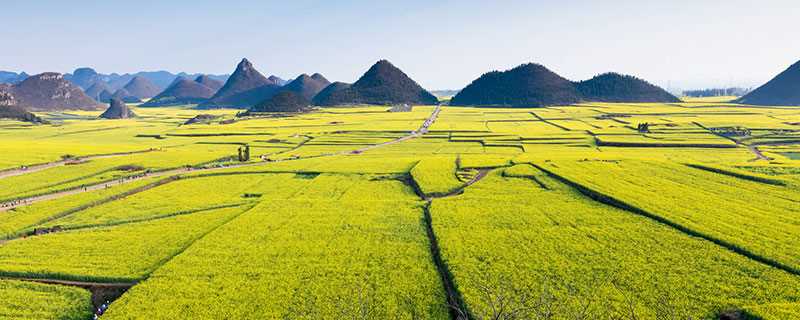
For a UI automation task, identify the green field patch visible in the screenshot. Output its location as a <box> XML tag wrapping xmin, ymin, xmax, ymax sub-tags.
<box><xmin>431</xmin><ymin>170</ymin><xmax>800</xmax><ymax>319</ymax></box>
<box><xmin>0</xmin><ymin>279</ymin><xmax>92</xmax><ymax>320</ymax></box>
<box><xmin>743</xmin><ymin>303</ymin><xmax>800</xmax><ymax>320</ymax></box>
<box><xmin>42</xmin><ymin>174</ymin><xmax>307</xmax><ymax>229</ymax></box>
<box><xmin>410</xmin><ymin>157</ymin><xmax>463</xmax><ymax>197</ymax></box>
<box><xmin>538</xmin><ymin>160</ymin><xmax>800</xmax><ymax>273</ymax></box>
<box><xmin>0</xmin><ymin>205</ymin><xmax>248</xmax><ymax>282</ymax></box>
<box><xmin>103</xmin><ymin>200</ymin><xmax>448</xmax><ymax>319</ymax></box>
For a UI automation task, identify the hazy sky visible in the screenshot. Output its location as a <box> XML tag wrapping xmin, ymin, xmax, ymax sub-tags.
<box><xmin>2</xmin><ymin>0</ymin><xmax>799</xmax><ymax>91</ymax></box>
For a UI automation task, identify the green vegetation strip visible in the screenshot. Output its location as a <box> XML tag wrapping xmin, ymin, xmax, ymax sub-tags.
<box><xmin>533</xmin><ymin>163</ymin><xmax>800</xmax><ymax>276</ymax></box>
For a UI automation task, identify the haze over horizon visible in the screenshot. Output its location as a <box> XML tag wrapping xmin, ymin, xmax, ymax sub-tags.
<box><xmin>3</xmin><ymin>0</ymin><xmax>799</xmax><ymax>91</ymax></box>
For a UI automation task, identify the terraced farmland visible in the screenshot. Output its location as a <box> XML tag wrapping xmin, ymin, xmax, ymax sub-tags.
<box><xmin>0</xmin><ymin>102</ymin><xmax>798</xmax><ymax>319</ymax></box>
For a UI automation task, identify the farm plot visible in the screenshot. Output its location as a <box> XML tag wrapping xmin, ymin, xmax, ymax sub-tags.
<box><xmin>410</xmin><ymin>156</ymin><xmax>463</xmax><ymax>197</ymax></box>
<box><xmin>430</xmin><ymin>167</ymin><xmax>800</xmax><ymax>319</ymax></box>
<box><xmin>0</xmin><ymin>205</ymin><xmax>249</xmax><ymax>282</ymax></box>
<box><xmin>37</xmin><ymin>173</ymin><xmax>289</xmax><ymax>229</ymax></box>
<box><xmin>0</xmin><ymin>279</ymin><xmax>92</xmax><ymax>320</ymax></box>
<box><xmin>537</xmin><ymin>160</ymin><xmax>800</xmax><ymax>273</ymax></box>
<box><xmin>103</xmin><ymin>199</ymin><xmax>448</xmax><ymax>319</ymax></box>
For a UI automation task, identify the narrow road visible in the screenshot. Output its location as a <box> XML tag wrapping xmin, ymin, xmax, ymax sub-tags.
<box><xmin>692</xmin><ymin>121</ymin><xmax>774</xmax><ymax>162</ymax></box>
<box><xmin>748</xmin><ymin>145</ymin><xmax>773</xmax><ymax>162</ymax></box>
<box><xmin>1</xmin><ymin>105</ymin><xmax>444</xmax><ymax>211</ymax></box>
<box><xmin>344</xmin><ymin>105</ymin><xmax>441</xmax><ymax>155</ymax></box>
<box><xmin>0</xmin><ymin>149</ymin><xmax>158</xmax><ymax>180</ymax></box>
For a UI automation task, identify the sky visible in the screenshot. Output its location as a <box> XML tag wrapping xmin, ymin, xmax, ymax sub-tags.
<box><xmin>2</xmin><ymin>0</ymin><xmax>799</xmax><ymax>91</ymax></box>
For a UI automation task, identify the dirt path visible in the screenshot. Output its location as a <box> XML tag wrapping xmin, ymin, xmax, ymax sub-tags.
<box><xmin>423</xmin><ymin>168</ymin><xmax>490</xmax><ymax>201</ymax></box>
<box><xmin>692</xmin><ymin>121</ymin><xmax>775</xmax><ymax>162</ymax></box>
<box><xmin>343</xmin><ymin>105</ymin><xmax>442</xmax><ymax>155</ymax></box>
<box><xmin>748</xmin><ymin>145</ymin><xmax>773</xmax><ymax>162</ymax></box>
<box><xmin>1</xmin><ymin>106</ymin><xmax>444</xmax><ymax>211</ymax></box>
<box><xmin>0</xmin><ymin>149</ymin><xmax>158</xmax><ymax>180</ymax></box>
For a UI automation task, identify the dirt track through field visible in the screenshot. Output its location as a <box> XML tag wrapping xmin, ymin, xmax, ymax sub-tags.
<box><xmin>0</xmin><ymin>149</ymin><xmax>158</xmax><ymax>180</ymax></box>
<box><xmin>430</xmin><ymin>169</ymin><xmax>490</xmax><ymax>200</ymax></box>
<box><xmin>747</xmin><ymin>145</ymin><xmax>773</xmax><ymax>161</ymax></box>
<box><xmin>1</xmin><ymin>106</ymin><xmax>444</xmax><ymax>211</ymax></box>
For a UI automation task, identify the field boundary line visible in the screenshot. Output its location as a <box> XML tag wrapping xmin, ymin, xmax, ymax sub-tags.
<box><xmin>683</xmin><ymin>163</ymin><xmax>786</xmax><ymax>186</ymax></box>
<box><xmin>533</xmin><ymin>164</ymin><xmax>800</xmax><ymax>277</ymax></box>
<box><xmin>138</xmin><ymin>202</ymin><xmax>261</xmax><ymax>282</ymax></box>
<box><xmin>530</xmin><ymin>112</ymin><xmax>571</xmax><ymax>131</ymax></box>
<box><xmin>423</xmin><ymin>201</ymin><xmax>471</xmax><ymax>320</ymax></box>
<box><xmin>25</xmin><ymin>202</ymin><xmax>249</xmax><ymax>238</ymax></box>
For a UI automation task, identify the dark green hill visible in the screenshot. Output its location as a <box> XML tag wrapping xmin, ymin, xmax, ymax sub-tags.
<box><xmin>576</xmin><ymin>73</ymin><xmax>679</xmax><ymax>103</ymax></box>
<box><xmin>313</xmin><ymin>60</ymin><xmax>437</xmax><ymax>106</ymax></box>
<box><xmin>250</xmin><ymin>91</ymin><xmax>311</xmax><ymax>113</ymax></box>
<box><xmin>737</xmin><ymin>60</ymin><xmax>800</xmax><ymax>106</ymax></box>
<box><xmin>450</xmin><ymin>63</ymin><xmax>580</xmax><ymax>107</ymax></box>
<box><xmin>312</xmin><ymin>82</ymin><xmax>352</xmax><ymax>106</ymax></box>
<box><xmin>280</xmin><ymin>74</ymin><xmax>331</xmax><ymax>101</ymax></box>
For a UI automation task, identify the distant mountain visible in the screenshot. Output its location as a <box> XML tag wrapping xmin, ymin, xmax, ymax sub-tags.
<box><xmin>250</xmin><ymin>91</ymin><xmax>311</xmax><ymax>113</ymax></box>
<box><xmin>84</xmin><ymin>81</ymin><xmax>111</xmax><ymax>101</ymax></box>
<box><xmin>11</xmin><ymin>73</ymin><xmax>102</xmax><ymax>111</ymax></box>
<box><xmin>280</xmin><ymin>73</ymin><xmax>332</xmax><ymax>101</ymax></box>
<box><xmin>199</xmin><ymin>58</ymin><xmax>282</xmax><ymax>109</ymax></box>
<box><xmin>100</xmin><ymin>98</ymin><xmax>136</xmax><ymax>119</ymax></box>
<box><xmin>194</xmin><ymin>75</ymin><xmax>223</xmax><ymax>92</ymax></box>
<box><xmin>142</xmin><ymin>77</ymin><xmax>217</xmax><ymax>107</ymax></box>
<box><xmin>737</xmin><ymin>60</ymin><xmax>800</xmax><ymax>106</ymax></box>
<box><xmin>451</xmin><ymin>63</ymin><xmax>580</xmax><ymax>107</ymax></box>
<box><xmin>105</xmin><ymin>74</ymin><xmax>135</xmax><ymax>92</ymax></box>
<box><xmin>0</xmin><ymin>71</ymin><xmax>29</xmax><ymax>84</ymax></box>
<box><xmin>60</xmin><ymin>68</ymin><xmax>229</xmax><ymax>93</ymax></box>
<box><xmin>312</xmin><ymin>82</ymin><xmax>352</xmax><ymax>106</ymax></box>
<box><xmin>0</xmin><ymin>86</ymin><xmax>40</xmax><ymax>123</ymax></box>
<box><xmin>576</xmin><ymin>73</ymin><xmax>679</xmax><ymax>103</ymax></box>
<box><xmin>122</xmin><ymin>76</ymin><xmax>161</xmax><ymax>99</ymax></box>
<box><xmin>0</xmin><ymin>84</ymin><xmax>14</xmax><ymax>104</ymax></box>
<box><xmin>313</xmin><ymin>60</ymin><xmax>437</xmax><ymax>106</ymax></box>
<box><xmin>64</xmin><ymin>67</ymin><xmax>100</xmax><ymax>90</ymax></box>
<box><xmin>110</xmin><ymin>88</ymin><xmax>142</xmax><ymax>103</ymax></box>
<box><xmin>268</xmin><ymin>75</ymin><xmax>288</xmax><ymax>86</ymax></box>
<box><xmin>98</xmin><ymin>89</ymin><xmax>114</xmax><ymax>103</ymax></box>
